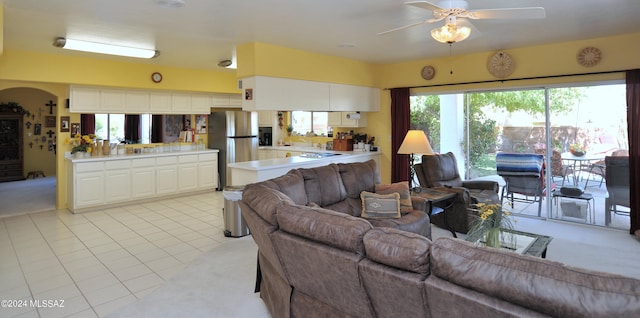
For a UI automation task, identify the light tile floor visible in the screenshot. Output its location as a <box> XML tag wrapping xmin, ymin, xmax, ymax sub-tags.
<box><xmin>0</xmin><ymin>192</ymin><xmax>230</xmax><ymax>318</ymax></box>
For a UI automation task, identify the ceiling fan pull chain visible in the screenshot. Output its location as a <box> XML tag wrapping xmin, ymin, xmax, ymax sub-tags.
<box><xmin>449</xmin><ymin>43</ymin><xmax>454</xmax><ymax>75</ymax></box>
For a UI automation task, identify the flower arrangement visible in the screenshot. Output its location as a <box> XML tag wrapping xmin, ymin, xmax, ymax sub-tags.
<box><xmin>468</xmin><ymin>202</ymin><xmax>515</xmax><ymax>249</ymax></box>
<box><xmin>66</xmin><ymin>134</ymin><xmax>95</xmax><ymax>154</ymax></box>
<box><xmin>569</xmin><ymin>144</ymin><xmax>586</xmax><ymax>156</ymax></box>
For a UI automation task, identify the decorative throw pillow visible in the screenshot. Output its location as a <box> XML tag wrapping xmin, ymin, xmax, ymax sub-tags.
<box><xmin>360</xmin><ymin>191</ymin><xmax>401</xmax><ymax>219</ymax></box>
<box><xmin>375</xmin><ymin>181</ymin><xmax>413</xmax><ymax>213</ymax></box>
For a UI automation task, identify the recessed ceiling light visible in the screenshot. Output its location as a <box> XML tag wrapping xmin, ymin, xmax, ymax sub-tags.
<box><xmin>338</xmin><ymin>43</ymin><xmax>357</xmax><ymax>48</ymax></box>
<box><xmin>217</xmin><ymin>59</ymin><xmax>232</xmax><ymax>67</ymax></box>
<box><xmin>154</xmin><ymin>0</ymin><xmax>186</xmax><ymax>9</ymax></box>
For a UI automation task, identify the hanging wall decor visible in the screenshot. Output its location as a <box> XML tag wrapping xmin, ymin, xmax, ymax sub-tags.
<box><xmin>34</xmin><ymin>123</ymin><xmax>42</xmax><ymax>135</ymax></box>
<box><xmin>45</xmin><ymin>116</ymin><xmax>56</xmax><ymax>127</ymax></box>
<box><xmin>487</xmin><ymin>51</ymin><xmax>515</xmax><ymax>78</ymax></box>
<box><xmin>71</xmin><ymin>123</ymin><xmax>80</xmax><ymax>135</ymax></box>
<box><xmin>60</xmin><ymin>116</ymin><xmax>70</xmax><ymax>132</ymax></box>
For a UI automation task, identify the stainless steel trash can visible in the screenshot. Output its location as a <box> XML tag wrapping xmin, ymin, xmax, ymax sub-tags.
<box><xmin>223</xmin><ymin>185</ymin><xmax>250</xmax><ymax>237</ymax></box>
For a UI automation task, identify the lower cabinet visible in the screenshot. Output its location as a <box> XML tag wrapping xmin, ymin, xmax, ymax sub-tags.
<box><xmin>67</xmin><ymin>151</ymin><xmax>218</xmax><ymax>212</ymax></box>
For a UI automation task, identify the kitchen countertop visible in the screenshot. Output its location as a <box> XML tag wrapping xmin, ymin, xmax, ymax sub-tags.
<box><xmin>65</xmin><ymin>149</ymin><xmax>219</xmax><ymax>162</ymax></box>
<box><xmin>230</xmin><ymin>147</ymin><xmax>379</xmax><ymax>171</ymax></box>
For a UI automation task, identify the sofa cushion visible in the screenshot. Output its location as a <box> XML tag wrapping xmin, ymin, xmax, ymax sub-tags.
<box><xmin>242</xmin><ymin>184</ymin><xmax>296</xmax><ymax>225</ymax></box>
<box><xmin>299</xmin><ymin>164</ymin><xmax>346</xmax><ymax>207</ymax></box>
<box><xmin>260</xmin><ymin>169</ymin><xmax>308</xmax><ymax>205</ymax></box>
<box><xmin>430</xmin><ymin>237</ymin><xmax>640</xmax><ymax>317</ymax></box>
<box><xmin>363</xmin><ymin>227</ymin><xmax>430</xmax><ymax>274</ymax></box>
<box><xmin>361</xmin><ymin>191</ymin><xmax>401</xmax><ymax>219</ymax></box>
<box><xmin>276</xmin><ymin>203</ymin><xmax>372</xmax><ymax>255</ymax></box>
<box><xmin>338</xmin><ymin>159</ymin><xmax>379</xmax><ymax>198</ymax></box>
<box><xmin>375</xmin><ymin>181</ymin><xmax>413</xmax><ymax>213</ymax></box>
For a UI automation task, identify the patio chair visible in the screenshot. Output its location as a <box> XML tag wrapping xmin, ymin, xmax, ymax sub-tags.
<box><xmin>604</xmin><ymin>156</ymin><xmax>630</xmax><ymax>226</ymax></box>
<box><xmin>496</xmin><ymin>152</ymin><xmax>549</xmax><ymax>217</ymax></box>
<box><xmin>535</xmin><ymin>149</ymin><xmax>574</xmax><ymax>186</ymax></box>
<box><xmin>413</xmin><ymin>152</ymin><xmax>500</xmax><ymax>234</ymax></box>
<box><xmin>584</xmin><ymin>149</ymin><xmax>629</xmax><ymax>188</ymax></box>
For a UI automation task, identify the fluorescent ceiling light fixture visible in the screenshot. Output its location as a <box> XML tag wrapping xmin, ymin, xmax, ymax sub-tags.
<box><xmin>53</xmin><ymin>37</ymin><xmax>159</xmax><ymax>59</ymax></box>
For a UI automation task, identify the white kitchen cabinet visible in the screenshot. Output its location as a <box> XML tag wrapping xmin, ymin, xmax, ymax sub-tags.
<box><xmin>289</xmin><ymin>79</ymin><xmax>330</xmax><ymax>110</ymax></box>
<box><xmin>198</xmin><ymin>153</ymin><xmax>218</xmax><ymax>189</ymax></box>
<box><xmin>258</xmin><ymin>149</ymin><xmax>271</xmax><ymax>160</ymax></box>
<box><xmin>156</xmin><ymin>156</ymin><xmax>178</xmax><ymax>195</ymax></box>
<box><xmin>258</xmin><ymin>111</ymin><xmax>276</xmax><ymax>126</ymax></box>
<box><xmin>66</xmin><ymin>151</ymin><xmax>219</xmax><ymax>212</ymax></box>
<box><xmin>101</xmin><ymin>89</ymin><xmax>126</xmax><ymax>113</ymax></box>
<box><xmin>126</xmin><ymin>90</ymin><xmax>150</xmax><ymax>113</ymax></box>
<box><xmin>178</xmin><ymin>155</ymin><xmax>198</xmax><ymax>192</ymax></box>
<box><xmin>70</xmin><ymin>86</ymin><xmax>101</xmax><ymax>112</ymax></box>
<box><xmin>327</xmin><ymin>112</ymin><xmax>367</xmax><ymax>127</ymax></box>
<box><xmin>149</xmin><ymin>91</ymin><xmax>172</xmax><ymax>113</ymax></box>
<box><xmin>131</xmin><ymin>158</ymin><xmax>156</xmax><ymax>199</ymax></box>
<box><xmin>171</xmin><ymin>93</ymin><xmax>191</xmax><ymax>113</ymax></box>
<box><xmin>229</xmin><ymin>94</ymin><xmax>242</xmax><ymax>106</ymax></box>
<box><xmin>191</xmin><ymin>94</ymin><xmax>212</xmax><ymax>114</ymax></box>
<box><xmin>329</xmin><ymin>84</ymin><xmax>380</xmax><ymax>112</ymax></box>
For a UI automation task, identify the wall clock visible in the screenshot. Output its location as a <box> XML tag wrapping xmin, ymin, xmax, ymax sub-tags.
<box><xmin>151</xmin><ymin>72</ymin><xmax>163</xmax><ymax>83</ymax></box>
<box><xmin>421</xmin><ymin>65</ymin><xmax>436</xmax><ymax>80</ymax></box>
<box><xmin>487</xmin><ymin>51</ymin><xmax>515</xmax><ymax>78</ymax></box>
<box><xmin>577</xmin><ymin>47</ymin><xmax>602</xmax><ymax>67</ymax></box>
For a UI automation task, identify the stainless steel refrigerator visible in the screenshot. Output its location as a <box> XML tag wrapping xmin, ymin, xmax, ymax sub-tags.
<box><xmin>208</xmin><ymin>110</ymin><xmax>258</xmax><ymax>189</ymax></box>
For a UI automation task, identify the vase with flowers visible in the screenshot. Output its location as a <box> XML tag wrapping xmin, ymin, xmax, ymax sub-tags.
<box><xmin>468</xmin><ymin>202</ymin><xmax>515</xmax><ymax>249</ymax></box>
<box><xmin>66</xmin><ymin>134</ymin><xmax>95</xmax><ymax>157</ymax></box>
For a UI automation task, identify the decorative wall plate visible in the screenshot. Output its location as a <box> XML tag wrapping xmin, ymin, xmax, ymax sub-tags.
<box><xmin>487</xmin><ymin>51</ymin><xmax>515</xmax><ymax>78</ymax></box>
<box><xmin>577</xmin><ymin>47</ymin><xmax>602</xmax><ymax>67</ymax></box>
<box><xmin>421</xmin><ymin>65</ymin><xmax>436</xmax><ymax>80</ymax></box>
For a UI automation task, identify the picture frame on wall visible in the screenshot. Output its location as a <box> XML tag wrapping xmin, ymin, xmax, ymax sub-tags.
<box><xmin>34</xmin><ymin>123</ymin><xmax>42</xmax><ymax>135</ymax></box>
<box><xmin>196</xmin><ymin>114</ymin><xmax>207</xmax><ymax>134</ymax></box>
<box><xmin>45</xmin><ymin>116</ymin><xmax>56</xmax><ymax>128</ymax></box>
<box><xmin>71</xmin><ymin>123</ymin><xmax>80</xmax><ymax>135</ymax></box>
<box><xmin>60</xmin><ymin>116</ymin><xmax>70</xmax><ymax>132</ymax></box>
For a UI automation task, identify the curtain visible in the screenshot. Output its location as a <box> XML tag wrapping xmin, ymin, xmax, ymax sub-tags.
<box><xmin>626</xmin><ymin>69</ymin><xmax>640</xmax><ymax>235</ymax></box>
<box><xmin>80</xmin><ymin>114</ymin><xmax>95</xmax><ymax>135</ymax></box>
<box><xmin>391</xmin><ymin>88</ymin><xmax>411</xmax><ymax>183</ymax></box>
<box><xmin>151</xmin><ymin>115</ymin><xmax>164</xmax><ymax>143</ymax></box>
<box><xmin>124</xmin><ymin>114</ymin><xmax>141</xmax><ymax>143</ymax></box>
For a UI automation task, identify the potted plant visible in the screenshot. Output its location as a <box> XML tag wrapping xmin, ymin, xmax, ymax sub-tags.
<box><xmin>286</xmin><ymin>124</ymin><xmax>293</xmax><ymax>136</ymax></box>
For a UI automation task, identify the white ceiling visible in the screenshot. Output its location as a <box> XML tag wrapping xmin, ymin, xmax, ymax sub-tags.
<box><xmin>2</xmin><ymin>0</ymin><xmax>640</xmax><ymax>71</ymax></box>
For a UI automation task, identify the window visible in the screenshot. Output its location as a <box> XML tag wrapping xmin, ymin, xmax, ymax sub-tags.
<box><xmin>291</xmin><ymin>111</ymin><xmax>329</xmax><ymax>135</ymax></box>
<box><xmin>95</xmin><ymin>113</ymin><xmax>152</xmax><ymax>143</ymax></box>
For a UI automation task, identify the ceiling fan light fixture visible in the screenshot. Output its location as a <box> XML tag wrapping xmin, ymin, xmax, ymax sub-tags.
<box><xmin>53</xmin><ymin>37</ymin><xmax>159</xmax><ymax>59</ymax></box>
<box><xmin>430</xmin><ymin>24</ymin><xmax>470</xmax><ymax>44</ymax></box>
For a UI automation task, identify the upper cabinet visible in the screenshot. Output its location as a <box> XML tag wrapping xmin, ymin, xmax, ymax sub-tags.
<box><xmin>329</xmin><ymin>83</ymin><xmax>380</xmax><ymax>112</ymax></box>
<box><xmin>240</xmin><ymin>76</ymin><xmax>379</xmax><ymax>112</ymax></box>
<box><xmin>327</xmin><ymin>112</ymin><xmax>368</xmax><ymax>127</ymax></box>
<box><xmin>70</xmin><ymin>85</ymin><xmax>241</xmax><ymax>114</ymax></box>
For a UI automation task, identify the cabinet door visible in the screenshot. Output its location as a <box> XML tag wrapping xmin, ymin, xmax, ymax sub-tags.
<box><xmin>149</xmin><ymin>92</ymin><xmax>172</xmax><ymax>113</ymax></box>
<box><xmin>258</xmin><ymin>111</ymin><xmax>275</xmax><ymax>126</ymax></box>
<box><xmin>70</xmin><ymin>87</ymin><xmax>101</xmax><ymax>112</ymax></box>
<box><xmin>101</xmin><ymin>89</ymin><xmax>126</xmax><ymax>112</ymax></box>
<box><xmin>178</xmin><ymin>163</ymin><xmax>198</xmax><ymax>191</ymax></box>
<box><xmin>131</xmin><ymin>167</ymin><xmax>155</xmax><ymax>198</ymax></box>
<box><xmin>290</xmin><ymin>80</ymin><xmax>330</xmax><ymax>111</ymax></box>
<box><xmin>105</xmin><ymin>169</ymin><xmax>131</xmax><ymax>203</ymax></box>
<box><xmin>75</xmin><ymin>172</ymin><xmax>104</xmax><ymax>207</ymax></box>
<box><xmin>125</xmin><ymin>90</ymin><xmax>150</xmax><ymax>113</ymax></box>
<box><xmin>157</xmin><ymin>165</ymin><xmax>178</xmax><ymax>194</ymax></box>
<box><xmin>198</xmin><ymin>153</ymin><xmax>218</xmax><ymax>189</ymax></box>
<box><xmin>191</xmin><ymin>94</ymin><xmax>212</xmax><ymax>114</ymax></box>
<box><xmin>172</xmin><ymin>93</ymin><xmax>191</xmax><ymax>113</ymax></box>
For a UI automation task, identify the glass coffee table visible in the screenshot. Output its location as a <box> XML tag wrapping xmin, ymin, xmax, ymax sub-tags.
<box><xmin>465</xmin><ymin>228</ymin><xmax>553</xmax><ymax>258</ymax></box>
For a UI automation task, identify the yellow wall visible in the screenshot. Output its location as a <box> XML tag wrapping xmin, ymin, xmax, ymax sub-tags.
<box><xmin>2</xmin><ymin>31</ymin><xmax>640</xmax><ymax>209</ymax></box>
<box><xmin>236</xmin><ymin>42</ymin><xmax>377</xmax><ymax>86</ymax></box>
<box><xmin>0</xmin><ymin>88</ymin><xmax>57</xmax><ymax>177</ymax></box>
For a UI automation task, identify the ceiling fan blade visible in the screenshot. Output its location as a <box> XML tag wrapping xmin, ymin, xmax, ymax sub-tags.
<box><xmin>471</xmin><ymin>7</ymin><xmax>546</xmax><ymax>20</ymax></box>
<box><xmin>376</xmin><ymin>20</ymin><xmax>429</xmax><ymax>36</ymax></box>
<box><xmin>405</xmin><ymin>1</ymin><xmax>444</xmax><ymax>12</ymax></box>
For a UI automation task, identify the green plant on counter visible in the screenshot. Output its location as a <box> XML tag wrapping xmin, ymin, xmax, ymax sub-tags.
<box><xmin>286</xmin><ymin>124</ymin><xmax>293</xmax><ymax>133</ymax></box>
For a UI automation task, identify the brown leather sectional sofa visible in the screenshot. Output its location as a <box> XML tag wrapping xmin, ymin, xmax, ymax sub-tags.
<box><xmin>240</xmin><ymin>160</ymin><xmax>640</xmax><ymax>318</ymax></box>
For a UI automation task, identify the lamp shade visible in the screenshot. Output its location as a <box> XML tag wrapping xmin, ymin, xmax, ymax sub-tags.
<box><xmin>431</xmin><ymin>24</ymin><xmax>471</xmax><ymax>44</ymax></box>
<box><xmin>397</xmin><ymin>130</ymin><xmax>434</xmax><ymax>155</ymax></box>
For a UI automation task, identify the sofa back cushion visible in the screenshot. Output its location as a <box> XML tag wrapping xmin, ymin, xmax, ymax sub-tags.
<box><xmin>337</xmin><ymin>159</ymin><xmax>380</xmax><ymax>215</ymax></box>
<box><xmin>242</xmin><ymin>184</ymin><xmax>296</xmax><ymax>226</ymax></box>
<box><xmin>360</xmin><ymin>227</ymin><xmax>431</xmax><ymax>318</ymax></box>
<box><xmin>259</xmin><ymin>169</ymin><xmax>308</xmax><ymax>205</ymax></box>
<box><xmin>363</xmin><ymin>227</ymin><xmax>431</xmax><ymax>274</ymax></box>
<box><xmin>276</xmin><ymin>204</ymin><xmax>372</xmax><ymax>254</ymax></box>
<box><xmin>299</xmin><ymin>164</ymin><xmax>347</xmax><ymax>207</ymax></box>
<box><xmin>430</xmin><ymin>237</ymin><xmax>640</xmax><ymax>317</ymax></box>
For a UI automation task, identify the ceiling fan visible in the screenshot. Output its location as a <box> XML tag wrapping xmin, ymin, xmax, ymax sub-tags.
<box><xmin>377</xmin><ymin>1</ymin><xmax>546</xmax><ymax>43</ymax></box>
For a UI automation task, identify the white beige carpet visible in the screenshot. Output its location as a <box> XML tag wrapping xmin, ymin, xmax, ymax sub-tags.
<box><xmin>105</xmin><ymin>219</ymin><xmax>640</xmax><ymax>318</ymax></box>
<box><xmin>0</xmin><ymin>176</ymin><xmax>56</xmax><ymax>217</ymax></box>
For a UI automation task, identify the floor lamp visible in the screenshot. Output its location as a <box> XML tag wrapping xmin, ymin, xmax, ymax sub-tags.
<box><xmin>397</xmin><ymin>130</ymin><xmax>434</xmax><ymax>190</ymax></box>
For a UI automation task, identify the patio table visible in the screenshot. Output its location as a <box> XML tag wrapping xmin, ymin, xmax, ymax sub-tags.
<box><xmin>561</xmin><ymin>152</ymin><xmax>604</xmax><ymax>185</ymax></box>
